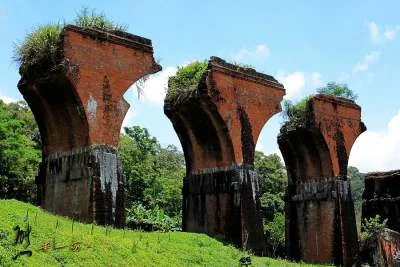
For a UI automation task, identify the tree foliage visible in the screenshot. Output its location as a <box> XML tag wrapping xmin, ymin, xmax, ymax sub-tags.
<box><xmin>317</xmin><ymin>82</ymin><xmax>357</xmax><ymax>101</ymax></box>
<box><xmin>118</xmin><ymin>126</ymin><xmax>185</xmax><ymax>227</ymax></box>
<box><xmin>0</xmin><ymin>100</ymin><xmax>41</xmax><ymax>203</ymax></box>
<box><xmin>265</xmin><ymin>212</ymin><xmax>285</xmax><ymax>257</ymax></box>
<box><xmin>360</xmin><ymin>215</ymin><xmax>388</xmax><ymax>241</ymax></box>
<box><xmin>255</xmin><ymin>151</ymin><xmax>287</xmax><ymax>222</ymax></box>
<box><xmin>255</xmin><ymin>151</ymin><xmax>287</xmax><ymax>256</ymax></box>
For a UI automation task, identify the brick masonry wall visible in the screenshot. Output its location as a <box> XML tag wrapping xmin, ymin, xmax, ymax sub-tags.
<box><xmin>18</xmin><ymin>25</ymin><xmax>161</xmax><ymax>227</ymax></box>
<box><xmin>278</xmin><ymin>94</ymin><xmax>365</xmax><ymax>266</ymax></box>
<box><xmin>165</xmin><ymin>57</ymin><xmax>285</xmax><ymax>254</ymax></box>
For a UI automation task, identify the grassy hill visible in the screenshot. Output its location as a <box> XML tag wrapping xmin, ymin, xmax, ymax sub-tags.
<box><xmin>0</xmin><ymin>200</ymin><xmax>323</xmax><ymax>266</ymax></box>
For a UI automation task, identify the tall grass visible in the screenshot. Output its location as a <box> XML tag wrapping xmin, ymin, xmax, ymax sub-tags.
<box><xmin>0</xmin><ymin>199</ymin><xmax>328</xmax><ymax>266</ymax></box>
<box><xmin>74</xmin><ymin>7</ymin><xmax>127</xmax><ymax>31</ymax></box>
<box><xmin>14</xmin><ymin>24</ymin><xmax>62</xmax><ymax>75</ymax></box>
<box><xmin>14</xmin><ymin>7</ymin><xmax>127</xmax><ymax>76</ymax></box>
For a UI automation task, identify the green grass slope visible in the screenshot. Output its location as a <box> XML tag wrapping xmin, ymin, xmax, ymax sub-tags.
<box><xmin>0</xmin><ymin>200</ymin><xmax>322</xmax><ymax>266</ymax></box>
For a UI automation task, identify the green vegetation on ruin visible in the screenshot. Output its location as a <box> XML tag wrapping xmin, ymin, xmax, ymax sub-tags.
<box><xmin>165</xmin><ymin>61</ymin><xmax>208</xmax><ymax>103</ymax></box>
<box><xmin>14</xmin><ymin>7</ymin><xmax>126</xmax><ymax>76</ymax></box>
<box><xmin>281</xmin><ymin>82</ymin><xmax>358</xmax><ymax>129</ymax></box>
<box><xmin>165</xmin><ymin>59</ymin><xmax>258</xmax><ymax>104</ymax></box>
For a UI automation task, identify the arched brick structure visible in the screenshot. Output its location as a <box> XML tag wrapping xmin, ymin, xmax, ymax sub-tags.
<box><xmin>278</xmin><ymin>94</ymin><xmax>366</xmax><ymax>266</ymax></box>
<box><xmin>17</xmin><ymin>25</ymin><xmax>161</xmax><ymax>227</ymax></box>
<box><xmin>164</xmin><ymin>57</ymin><xmax>285</xmax><ymax>254</ymax></box>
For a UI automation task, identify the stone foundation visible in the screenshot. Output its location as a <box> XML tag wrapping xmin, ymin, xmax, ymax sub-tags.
<box><xmin>183</xmin><ymin>165</ymin><xmax>265</xmax><ymax>254</ymax></box>
<box><xmin>36</xmin><ymin>145</ymin><xmax>125</xmax><ymax>227</ymax></box>
<box><xmin>278</xmin><ymin>94</ymin><xmax>365</xmax><ymax>266</ymax></box>
<box><xmin>286</xmin><ymin>178</ymin><xmax>358</xmax><ymax>265</ymax></box>
<box><xmin>165</xmin><ymin>57</ymin><xmax>285</xmax><ymax>254</ymax></box>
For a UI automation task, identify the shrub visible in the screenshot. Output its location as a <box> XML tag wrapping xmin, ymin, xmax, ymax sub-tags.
<box><xmin>166</xmin><ymin>61</ymin><xmax>208</xmax><ymax>102</ymax></box>
<box><xmin>126</xmin><ymin>203</ymin><xmax>181</xmax><ymax>232</ymax></box>
<box><xmin>360</xmin><ymin>215</ymin><xmax>388</xmax><ymax>241</ymax></box>
<box><xmin>281</xmin><ymin>96</ymin><xmax>312</xmax><ymax>128</ymax></box>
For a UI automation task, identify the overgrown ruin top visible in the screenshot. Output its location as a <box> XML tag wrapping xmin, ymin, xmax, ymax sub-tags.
<box><xmin>18</xmin><ymin>25</ymin><xmax>161</xmax><ymax>155</ymax></box>
<box><xmin>165</xmin><ymin>56</ymin><xmax>284</xmax><ymax>107</ymax></box>
<box><xmin>278</xmin><ymin>93</ymin><xmax>366</xmax><ymax>178</ymax></box>
<box><xmin>280</xmin><ymin>93</ymin><xmax>363</xmax><ymax>133</ymax></box>
<box><xmin>164</xmin><ymin>56</ymin><xmax>285</xmax><ymax>171</ymax></box>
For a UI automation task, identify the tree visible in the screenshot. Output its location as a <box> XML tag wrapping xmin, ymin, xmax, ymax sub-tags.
<box><xmin>265</xmin><ymin>212</ymin><xmax>285</xmax><ymax>257</ymax></box>
<box><xmin>255</xmin><ymin>151</ymin><xmax>287</xmax><ymax>221</ymax></box>
<box><xmin>0</xmin><ymin>100</ymin><xmax>41</xmax><ymax>203</ymax></box>
<box><xmin>317</xmin><ymin>82</ymin><xmax>357</xmax><ymax>101</ymax></box>
<box><xmin>118</xmin><ymin>126</ymin><xmax>185</xmax><ymax>217</ymax></box>
<box><xmin>348</xmin><ymin>166</ymin><xmax>365</xmax><ymax>230</ymax></box>
<box><xmin>254</xmin><ymin>151</ymin><xmax>287</xmax><ymax>256</ymax></box>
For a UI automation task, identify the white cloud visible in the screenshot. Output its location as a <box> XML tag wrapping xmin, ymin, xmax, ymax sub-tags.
<box><xmin>353</xmin><ymin>51</ymin><xmax>380</xmax><ymax>73</ymax></box>
<box><xmin>368</xmin><ymin>21</ymin><xmax>400</xmax><ymax>43</ymax></box>
<box><xmin>0</xmin><ymin>93</ymin><xmax>18</xmax><ymax>104</ymax></box>
<box><xmin>255</xmin><ymin>139</ymin><xmax>265</xmax><ymax>153</ymax></box>
<box><xmin>136</xmin><ymin>66</ymin><xmax>177</xmax><ymax>104</ymax></box>
<box><xmin>311</xmin><ymin>72</ymin><xmax>323</xmax><ymax>87</ymax></box>
<box><xmin>384</xmin><ymin>25</ymin><xmax>400</xmax><ymax>41</ymax></box>
<box><xmin>349</xmin><ymin>111</ymin><xmax>400</xmax><ymax>172</ymax></box>
<box><xmin>232</xmin><ymin>44</ymin><xmax>270</xmax><ymax>61</ymax></box>
<box><xmin>276</xmin><ymin>70</ymin><xmax>305</xmax><ymax>100</ymax></box>
<box><xmin>369</xmin><ymin>21</ymin><xmax>380</xmax><ymax>43</ymax></box>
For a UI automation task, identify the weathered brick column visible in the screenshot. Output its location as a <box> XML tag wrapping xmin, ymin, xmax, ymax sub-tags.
<box><xmin>164</xmin><ymin>57</ymin><xmax>285</xmax><ymax>254</ymax></box>
<box><xmin>278</xmin><ymin>94</ymin><xmax>366</xmax><ymax>266</ymax></box>
<box><xmin>362</xmin><ymin>170</ymin><xmax>400</xmax><ymax>232</ymax></box>
<box><xmin>17</xmin><ymin>25</ymin><xmax>161</xmax><ymax>227</ymax></box>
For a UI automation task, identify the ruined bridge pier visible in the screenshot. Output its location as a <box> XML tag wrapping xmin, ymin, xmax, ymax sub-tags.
<box><xmin>362</xmin><ymin>170</ymin><xmax>400</xmax><ymax>232</ymax></box>
<box><xmin>18</xmin><ymin>25</ymin><xmax>161</xmax><ymax>227</ymax></box>
<box><xmin>164</xmin><ymin>57</ymin><xmax>285</xmax><ymax>254</ymax></box>
<box><xmin>278</xmin><ymin>94</ymin><xmax>366</xmax><ymax>266</ymax></box>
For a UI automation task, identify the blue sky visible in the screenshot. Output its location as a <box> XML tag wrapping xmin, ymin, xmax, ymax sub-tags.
<box><xmin>0</xmin><ymin>1</ymin><xmax>399</xmax><ymax>172</ymax></box>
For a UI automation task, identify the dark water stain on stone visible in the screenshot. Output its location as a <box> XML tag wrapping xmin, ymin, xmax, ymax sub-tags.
<box><xmin>238</xmin><ymin>106</ymin><xmax>254</xmax><ymax>165</ymax></box>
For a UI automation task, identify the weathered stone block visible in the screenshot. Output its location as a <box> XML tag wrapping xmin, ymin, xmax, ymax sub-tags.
<box><xmin>278</xmin><ymin>94</ymin><xmax>365</xmax><ymax>266</ymax></box>
<box><xmin>18</xmin><ymin>25</ymin><xmax>161</xmax><ymax>226</ymax></box>
<box><xmin>165</xmin><ymin>57</ymin><xmax>285</xmax><ymax>254</ymax></box>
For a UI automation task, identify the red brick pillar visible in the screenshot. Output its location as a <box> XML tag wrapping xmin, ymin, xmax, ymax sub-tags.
<box><xmin>18</xmin><ymin>25</ymin><xmax>161</xmax><ymax>227</ymax></box>
<box><xmin>278</xmin><ymin>94</ymin><xmax>366</xmax><ymax>265</ymax></box>
<box><xmin>164</xmin><ymin>57</ymin><xmax>285</xmax><ymax>254</ymax></box>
